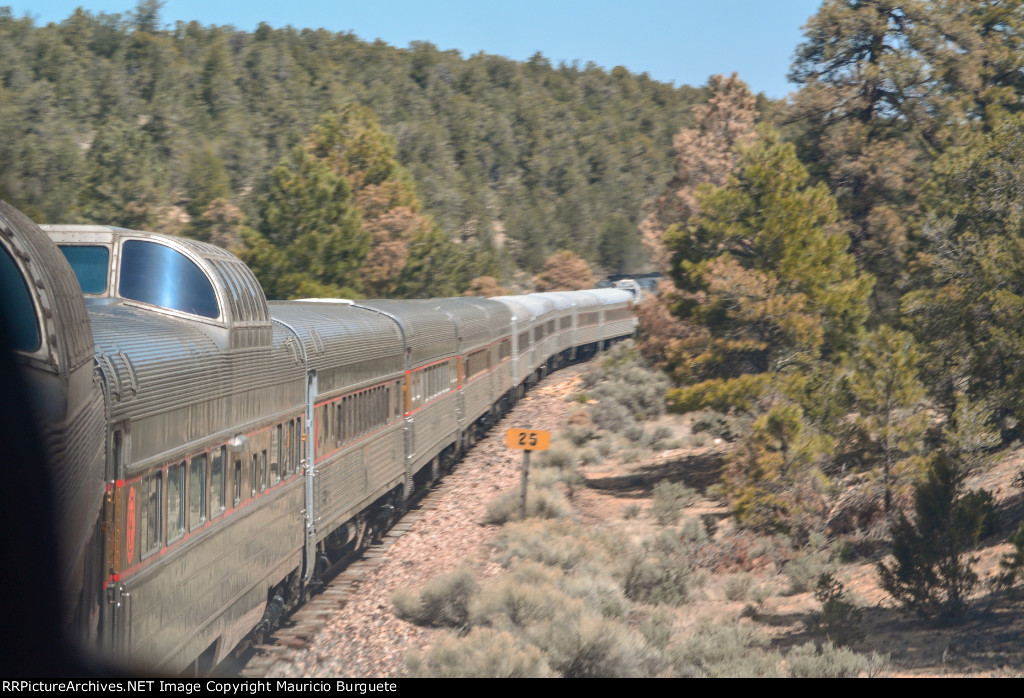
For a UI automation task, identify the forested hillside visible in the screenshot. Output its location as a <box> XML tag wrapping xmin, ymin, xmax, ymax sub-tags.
<box><xmin>634</xmin><ymin>0</ymin><xmax>1024</xmax><ymax>626</ymax></box>
<box><xmin>0</xmin><ymin>1</ymin><xmax>732</xmax><ymax>297</ymax></box>
<box><xmin>11</xmin><ymin>0</ymin><xmax>1024</xmax><ymax>643</ymax></box>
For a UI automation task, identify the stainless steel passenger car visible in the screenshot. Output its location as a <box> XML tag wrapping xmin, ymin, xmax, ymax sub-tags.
<box><xmin>0</xmin><ymin>205</ymin><xmax>105</xmax><ymax>644</ymax></box>
<box><xmin>23</xmin><ymin>212</ymin><xmax>638</xmax><ymax>673</ymax></box>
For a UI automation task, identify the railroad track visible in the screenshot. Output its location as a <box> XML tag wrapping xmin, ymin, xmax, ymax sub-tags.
<box><xmin>230</xmin><ymin>365</ymin><xmax>583</xmax><ymax>678</ymax></box>
<box><xmin>235</xmin><ymin>488</ymin><xmax>447</xmax><ymax>677</ymax></box>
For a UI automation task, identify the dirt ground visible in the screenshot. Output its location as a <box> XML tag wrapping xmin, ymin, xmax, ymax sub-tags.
<box><xmin>574</xmin><ymin>439</ymin><xmax>1024</xmax><ymax>677</ymax></box>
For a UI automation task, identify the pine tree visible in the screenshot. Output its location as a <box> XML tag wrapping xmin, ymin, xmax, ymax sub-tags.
<box><xmin>848</xmin><ymin>326</ymin><xmax>928</xmax><ymax>516</ymax></box>
<box><xmin>903</xmin><ymin>114</ymin><xmax>1024</xmax><ymax>426</ymax></box>
<box><xmin>74</xmin><ymin>117</ymin><xmax>165</xmax><ymax>229</ymax></box>
<box><xmin>244</xmin><ymin>144</ymin><xmax>367</xmax><ymax>299</ymax></box>
<box><xmin>789</xmin><ymin>0</ymin><xmax>1024</xmax><ymax>320</ymax></box>
<box><xmin>664</xmin><ymin>128</ymin><xmax>873</xmax><ymax>413</ymax></box>
<box><xmin>639</xmin><ymin>73</ymin><xmax>758</xmax><ymax>272</ymax></box>
<box><xmin>877</xmin><ymin>453</ymin><xmax>991</xmax><ymax>619</ymax></box>
<box><xmin>725</xmin><ymin>402</ymin><xmax>832</xmax><ymax>538</ymax></box>
<box><xmin>308</xmin><ymin>105</ymin><xmax>444</xmax><ymax>297</ymax></box>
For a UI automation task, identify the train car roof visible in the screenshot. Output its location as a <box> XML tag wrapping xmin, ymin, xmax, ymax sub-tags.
<box><xmin>43</xmin><ymin>224</ymin><xmax>270</xmax><ymax>331</ymax></box>
<box><xmin>0</xmin><ymin>202</ymin><xmax>94</xmax><ymax>376</ymax></box>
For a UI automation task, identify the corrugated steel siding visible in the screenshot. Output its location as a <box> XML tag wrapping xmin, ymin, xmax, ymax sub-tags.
<box><xmin>357</xmin><ymin>300</ymin><xmax>459</xmax><ymax>366</ymax></box>
<box><xmin>90</xmin><ymin>304</ymin><xmax>304</xmax><ymax>468</ymax></box>
<box><xmin>0</xmin><ymin>201</ymin><xmax>95</xmax><ymax>372</ymax></box>
<box><xmin>126</xmin><ymin>482</ymin><xmax>304</xmax><ymax>668</ymax></box>
<box><xmin>269</xmin><ymin>303</ymin><xmax>404</xmax><ymax>397</ymax></box>
<box><xmin>490</xmin><ymin>296</ymin><xmax>534</xmax><ymax>382</ymax></box>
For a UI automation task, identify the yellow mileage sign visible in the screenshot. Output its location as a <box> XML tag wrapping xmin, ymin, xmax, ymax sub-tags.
<box><xmin>505</xmin><ymin>428</ymin><xmax>551</xmax><ymax>451</ymax></box>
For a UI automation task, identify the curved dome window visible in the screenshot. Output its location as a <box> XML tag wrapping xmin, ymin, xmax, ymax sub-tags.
<box><xmin>119</xmin><ymin>240</ymin><xmax>220</xmax><ymax>319</ymax></box>
<box><xmin>0</xmin><ymin>244</ymin><xmax>41</xmax><ymax>352</ymax></box>
<box><xmin>59</xmin><ymin>244</ymin><xmax>109</xmax><ymax>294</ymax></box>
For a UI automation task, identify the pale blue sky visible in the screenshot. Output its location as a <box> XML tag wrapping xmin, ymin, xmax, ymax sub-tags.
<box><xmin>7</xmin><ymin>0</ymin><xmax>825</xmax><ymax>98</ymax></box>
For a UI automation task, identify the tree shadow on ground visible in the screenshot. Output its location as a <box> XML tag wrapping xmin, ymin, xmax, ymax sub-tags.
<box><xmin>585</xmin><ymin>447</ymin><xmax>728</xmax><ymax>495</ymax></box>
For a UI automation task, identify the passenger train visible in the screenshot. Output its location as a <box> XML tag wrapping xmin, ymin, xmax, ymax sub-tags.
<box><xmin>0</xmin><ymin>199</ymin><xmax>636</xmax><ymax>673</ymax></box>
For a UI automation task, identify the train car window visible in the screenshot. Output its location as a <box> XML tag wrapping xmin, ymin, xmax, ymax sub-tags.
<box><xmin>58</xmin><ymin>244</ymin><xmax>110</xmax><ymax>294</ymax></box>
<box><xmin>518</xmin><ymin>330</ymin><xmax>529</xmax><ymax>349</ymax></box>
<box><xmin>233</xmin><ymin>460</ymin><xmax>242</xmax><ymax>506</ymax></box>
<box><xmin>271</xmin><ymin>426</ymin><xmax>281</xmax><ymax>485</ymax></box>
<box><xmin>294</xmin><ymin>423</ymin><xmax>302</xmax><ymax>474</ymax></box>
<box><xmin>141</xmin><ymin>472</ymin><xmax>163</xmax><ymax>557</ymax></box>
<box><xmin>189</xmin><ymin>454</ymin><xmax>207</xmax><ymax>531</ymax></box>
<box><xmin>0</xmin><ymin>245</ymin><xmax>40</xmax><ymax>352</ymax></box>
<box><xmin>260</xmin><ymin>450</ymin><xmax>267</xmax><ymax>492</ymax></box>
<box><xmin>250</xmin><ymin>455</ymin><xmax>258</xmax><ymax>497</ymax></box>
<box><xmin>211</xmin><ymin>447</ymin><xmax>225</xmax><ymax>519</ymax></box>
<box><xmin>467</xmin><ymin>349</ymin><xmax>489</xmax><ymax>379</ymax></box>
<box><xmin>119</xmin><ymin>240</ymin><xmax>219</xmax><ymax>319</ymax></box>
<box><xmin>283</xmin><ymin>421</ymin><xmax>293</xmax><ymax>474</ymax></box>
<box><xmin>167</xmin><ymin>463</ymin><xmax>185</xmax><ymax>543</ymax></box>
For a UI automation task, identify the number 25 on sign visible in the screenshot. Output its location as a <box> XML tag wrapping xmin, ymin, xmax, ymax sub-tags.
<box><xmin>505</xmin><ymin>428</ymin><xmax>551</xmax><ymax>451</ymax></box>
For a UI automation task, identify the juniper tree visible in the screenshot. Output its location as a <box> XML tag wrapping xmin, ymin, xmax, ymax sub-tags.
<box><xmin>877</xmin><ymin>453</ymin><xmax>991</xmax><ymax>619</ymax></box>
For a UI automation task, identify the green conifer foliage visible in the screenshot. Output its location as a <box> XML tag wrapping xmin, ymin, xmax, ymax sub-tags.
<box><xmin>74</xmin><ymin>117</ymin><xmax>165</xmax><ymax>229</ymax></box>
<box><xmin>664</xmin><ymin>129</ymin><xmax>873</xmax><ymax>413</ymax></box>
<box><xmin>904</xmin><ymin>114</ymin><xmax>1024</xmax><ymax>426</ymax></box>
<box><xmin>848</xmin><ymin>327</ymin><xmax>928</xmax><ymax>516</ymax></box>
<box><xmin>877</xmin><ymin>453</ymin><xmax>991</xmax><ymax>619</ymax></box>
<box><xmin>244</xmin><ymin>144</ymin><xmax>366</xmax><ymax>299</ymax></box>
<box><xmin>724</xmin><ymin>402</ymin><xmax>832</xmax><ymax>537</ymax></box>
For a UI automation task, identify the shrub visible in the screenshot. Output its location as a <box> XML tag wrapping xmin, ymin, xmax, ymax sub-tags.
<box><xmin>623</xmin><ymin>423</ymin><xmax>646</xmax><ymax>442</ymax></box>
<box><xmin>724</xmin><ymin>572</ymin><xmax>755</xmax><ymax>602</ymax></box>
<box><xmin>701</xmin><ymin>514</ymin><xmax>720</xmax><ymax>538</ymax></box>
<box><xmin>639</xmin><ymin>610</ymin><xmax>675</xmax><ymax>650</ymax></box>
<box><xmin>559</xmin><ymin>573</ymin><xmax>630</xmax><ymax>619</ymax></box>
<box><xmin>813</xmin><ymin>572</ymin><xmax>864</xmax><ymax>647</ymax></box>
<box><xmin>668</xmin><ymin>622</ymin><xmax>780</xmax><ymax>678</ymax></box>
<box><xmin>469</xmin><ymin>576</ymin><xmax>572</xmax><ymax>629</ymax></box>
<box><xmin>786</xmin><ymin>641</ymin><xmax>873</xmax><ymax>678</ymax></box>
<box><xmin>649</xmin><ymin>425</ymin><xmax>680</xmax><ymax>451</ymax></box>
<box><xmin>392</xmin><ymin>567</ymin><xmax>478</xmax><ymax>629</ymax></box>
<box><xmin>589</xmin><ymin>399</ymin><xmax>635</xmax><ymax>433</ymax></box>
<box><xmin>622</xmin><ymin>503</ymin><xmax>642</xmax><ymax>519</ymax></box>
<box><xmin>485</xmin><ymin>486</ymin><xmax>569</xmax><ymax>525</ymax></box>
<box><xmin>534</xmin><ymin>442</ymin><xmax>577</xmax><ymax>470</ymax></box>
<box><xmin>622</xmin><ymin>531</ymin><xmax>692</xmax><ymax>606</ymax></box>
<box><xmin>681</xmin><ymin>516</ymin><xmax>708</xmax><ymax>543</ymax></box>
<box><xmin>576</xmin><ymin>446</ymin><xmax>602</xmax><ymax>466</ymax></box>
<box><xmin>877</xmin><ymin>454</ymin><xmax>989</xmax><ymax>619</ymax></box>
<box><xmin>407</xmin><ymin>627</ymin><xmax>554</xmax><ymax>677</ymax></box>
<box><xmin>995</xmin><ymin>523</ymin><xmax>1024</xmax><ymax>592</ymax></box>
<box><xmin>652</xmin><ymin>480</ymin><xmax>696</xmax><ymax>526</ymax></box>
<box><xmin>564</xmin><ymin>423</ymin><xmax>599</xmax><ymax>447</ymax></box>
<box><xmin>692</xmin><ymin>411</ymin><xmax>739</xmax><ymax>441</ymax></box>
<box><xmin>526</xmin><ymin>612</ymin><xmax>652</xmax><ymax>678</ymax></box>
<box><xmin>783</xmin><ymin>552</ymin><xmax>834</xmax><ymax>595</ymax></box>
<box><xmin>494</xmin><ymin>520</ymin><xmax>607</xmax><ymax>572</ymax></box>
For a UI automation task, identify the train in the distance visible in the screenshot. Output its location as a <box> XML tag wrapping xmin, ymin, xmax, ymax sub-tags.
<box><xmin>0</xmin><ymin>199</ymin><xmax>636</xmax><ymax>673</ymax></box>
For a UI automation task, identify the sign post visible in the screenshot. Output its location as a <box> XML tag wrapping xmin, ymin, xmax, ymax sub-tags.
<box><xmin>505</xmin><ymin>427</ymin><xmax>551</xmax><ymax>519</ymax></box>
